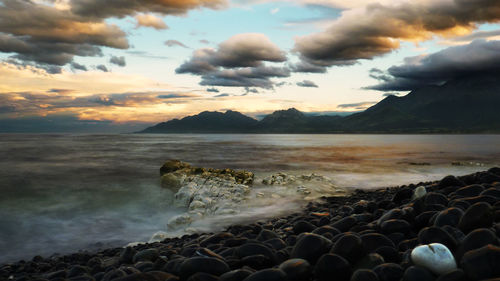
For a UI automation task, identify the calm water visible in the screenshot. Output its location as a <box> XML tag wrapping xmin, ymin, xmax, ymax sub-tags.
<box><xmin>1</xmin><ymin>134</ymin><xmax>499</xmax><ymax>263</ymax></box>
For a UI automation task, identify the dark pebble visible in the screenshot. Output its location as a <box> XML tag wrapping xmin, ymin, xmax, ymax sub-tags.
<box><xmin>314</xmin><ymin>254</ymin><xmax>352</xmax><ymax>281</ymax></box>
<box><xmin>133</xmin><ymin>249</ymin><xmax>159</xmax><ymax>263</ymax></box>
<box><xmin>351</xmin><ymin>269</ymin><xmax>379</xmax><ymax>281</ymax></box>
<box><xmin>373</xmin><ymin>263</ymin><xmax>404</xmax><ymax>281</ymax></box>
<box><xmin>187</xmin><ymin>272</ymin><xmax>219</xmax><ymax>281</ymax></box>
<box><xmin>112</xmin><ymin>271</ymin><xmax>179</xmax><ymax>281</ymax></box>
<box><xmin>402</xmin><ymin>266</ymin><xmax>435</xmax><ymax>281</ymax></box>
<box><xmin>425</xmin><ymin>193</ymin><xmax>449</xmax><ymax>207</ymax></box>
<box><xmin>256</xmin><ymin>230</ymin><xmax>278</xmax><ymax>241</ymax></box>
<box><xmin>461</xmin><ymin>245</ymin><xmax>500</xmax><ymax>280</ymax></box>
<box><xmin>458</xmin><ymin>228</ymin><xmax>499</xmax><ymax>260</ymax></box>
<box><xmin>454</xmin><ymin>185</ymin><xmax>484</xmax><ymax>197</ymax></box>
<box><xmin>242</xmin><ymin>269</ymin><xmax>286</xmax><ymax>281</ymax></box>
<box><xmin>434</xmin><ymin>208</ymin><xmax>464</xmax><ymax>228</ymax></box>
<box><xmin>354</xmin><ymin>253</ymin><xmax>385</xmax><ymax>270</ymax></box>
<box><xmin>439</xmin><ymin>176</ymin><xmax>465</xmax><ymax>188</ymax></box>
<box><xmin>458</xmin><ymin>202</ymin><xmax>495</xmax><ymax>233</ymax></box>
<box><xmin>312</xmin><ymin>225</ymin><xmax>341</xmax><ymax>237</ymax></box>
<box><xmin>278</xmin><ymin>258</ymin><xmax>311</xmax><ymax>281</ymax></box>
<box><xmin>361</xmin><ymin>233</ymin><xmax>396</xmax><ymax>254</ymax></box>
<box><xmin>236</xmin><ymin>243</ymin><xmax>276</xmax><ymax>262</ymax></box>
<box><xmin>291</xmin><ymin>233</ymin><xmax>332</xmax><ymax>264</ymax></box>
<box><xmin>331</xmin><ymin>216</ymin><xmax>357</xmax><ymax>232</ymax></box>
<box><xmin>381</xmin><ymin>219</ymin><xmax>411</xmax><ymax>235</ymax></box>
<box><xmin>435</xmin><ymin>269</ymin><xmax>467</xmax><ymax>281</ymax></box>
<box><xmin>331</xmin><ymin>233</ymin><xmax>365</xmax><ymax>264</ymax></box>
<box><xmin>219</xmin><ymin>269</ymin><xmax>252</xmax><ymax>281</ymax></box>
<box><xmin>293</xmin><ymin>220</ymin><xmax>316</xmax><ymax>234</ymax></box>
<box><xmin>119</xmin><ymin>247</ymin><xmax>137</xmax><ymax>264</ymax></box>
<box><xmin>179</xmin><ymin>257</ymin><xmax>230</xmax><ymax>280</ymax></box>
<box><xmin>241</xmin><ymin>254</ymin><xmax>273</xmax><ymax>270</ymax></box>
<box><xmin>374</xmin><ymin>246</ymin><xmax>401</xmax><ymax>263</ymax></box>
<box><xmin>418</xmin><ymin>227</ymin><xmax>458</xmax><ymax>250</ymax></box>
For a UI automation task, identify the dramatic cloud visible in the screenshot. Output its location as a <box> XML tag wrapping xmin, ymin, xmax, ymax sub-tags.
<box><xmin>176</xmin><ymin>33</ymin><xmax>288</xmax><ymax>88</ymax></box>
<box><xmin>295</xmin><ymin>0</ymin><xmax>500</xmax><ymax>67</ymax></box>
<box><xmin>296</xmin><ymin>80</ymin><xmax>318</xmax><ymax>88</ymax></box>
<box><xmin>0</xmin><ymin>0</ymin><xmax>129</xmax><ymax>68</ymax></box>
<box><xmin>135</xmin><ymin>14</ymin><xmax>168</xmax><ymax>30</ymax></box>
<box><xmin>70</xmin><ymin>0</ymin><xmax>227</xmax><ymax>18</ymax></box>
<box><xmin>206</xmin><ymin>88</ymin><xmax>220</xmax><ymax>93</ymax></box>
<box><xmin>337</xmin><ymin>101</ymin><xmax>376</xmax><ymax>110</ymax></box>
<box><xmin>165</xmin><ymin>40</ymin><xmax>189</xmax><ymax>48</ymax></box>
<box><xmin>110</xmin><ymin>56</ymin><xmax>126</xmax><ymax>67</ymax></box>
<box><xmin>367</xmin><ymin>39</ymin><xmax>500</xmax><ymax>91</ymax></box>
<box><xmin>70</xmin><ymin>62</ymin><xmax>88</xmax><ymax>71</ymax></box>
<box><xmin>96</xmin><ymin>65</ymin><xmax>109</xmax><ymax>72</ymax></box>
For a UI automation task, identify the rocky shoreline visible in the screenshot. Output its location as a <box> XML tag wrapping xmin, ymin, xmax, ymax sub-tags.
<box><xmin>2</xmin><ymin>167</ymin><xmax>500</xmax><ymax>281</ymax></box>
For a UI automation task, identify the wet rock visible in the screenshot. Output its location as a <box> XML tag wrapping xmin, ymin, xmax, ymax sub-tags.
<box><xmin>67</xmin><ymin>266</ymin><xmax>89</xmax><ymax>278</ymax></box>
<box><xmin>351</xmin><ymin>269</ymin><xmax>379</xmax><ymax>281</ymax></box>
<box><xmin>380</xmin><ymin>219</ymin><xmax>411</xmax><ymax>235</ymax></box>
<box><xmin>418</xmin><ymin>227</ymin><xmax>458</xmax><ymax>251</ymax></box>
<box><xmin>454</xmin><ymin>185</ymin><xmax>484</xmax><ymax>197</ymax></box>
<box><xmin>264</xmin><ymin>238</ymin><xmax>286</xmax><ymax>251</ymax></box>
<box><xmin>242</xmin><ymin>269</ymin><xmax>286</xmax><ymax>281</ymax></box>
<box><xmin>458</xmin><ymin>202</ymin><xmax>494</xmax><ymax>233</ymax></box>
<box><xmin>331</xmin><ymin>216</ymin><xmax>357</xmax><ymax>232</ymax></box>
<box><xmin>113</xmin><ymin>271</ymin><xmax>179</xmax><ymax>281</ymax></box>
<box><xmin>331</xmin><ymin>233</ymin><xmax>365</xmax><ymax>264</ymax></box>
<box><xmin>278</xmin><ymin>258</ymin><xmax>311</xmax><ymax>281</ymax></box>
<box><xmin>179</xmin><ymin>257</ymin><xmax>230</xmax><ymax>280</ymax></box>
<box><xmin>291</xmin><ymin>233</ymin><xmax>332</xmax><ymax>264</ymax></box>
<box><xmin>434</xmin><ymin>208</ymin><xmax>463</xmax><ymax>228</ymax></box>
<box><xmin>435</xmin><ymin>269</ymin><xmax>466</xmax><ymax>281</ymax></box>
<box><xmin>354</xmin><ymin>253</ymin><xmax>385</xmax><ymax>270</ymax></box>
<box><xmin>312</xmin><ymin>225</ymin><xmax>340</xmax><ymax>237</ymax></box>
<box><xmin>241</xmin><ymin>254</ymin><xmax>273</xmax><ymax>270</ymax></box>
<box><xmin>392</xmin><ymin>188</ymin><xmax>414</xmax><ymax>204</ymax></box>
<box><xmin>481</xmin><ymin>188</ymin><xmax>500</xmax><ymax>198</ymax></box>
<box><xmin>256</xmin><ymin>230</ymin><xmax>278</xmax><ymax>241</ymax></box>
<box><xmin>133</xmin><ymin>249</ymin><xmax>159</xmax><ymax>263</ymax></box>
<box><xmin>314</xmin><ymin>254</ymin><xmax>351</xmax><ymax>281</ymax></box>
<box><xmin>293</xmin><ymin>220</ymin><xmax>316</xmax><ymax>234</ymax></box>
<box><xmin>403</xmin><ymin>266</ymin><xmax>435</xmax><ymax>281</ymax></box>
<box><xmin>460</xmin><ymin>244</ymin><xmax>500</xmax><ymax>280</ymax></box>
<box><xmin>425</xmin><ymin>193</ymin><xmax>449</xmax><ymax>207</ymax></box>
<box><xmin>374</xmin><ymin>246</ymin><xmax>400</xmax><ymax>264</ymax></box>
<box><xmin>457</xmin><ymin>228</ymin><xmax>499</xmax><ymax>260</ymax></box>
<box><xmin>236</xmin><ymin>243</ymin><xmax>276</xmax><ymax>263</ymax></box>
<box><xmin>373</xmin><ymin>263</ymin><xmax>404</xmax><ymax>281</ymax></box>
<box><xmin>187</xmin><ymin>272</ymin><xmax>218</xmax><ymax>281</ymax></box>
<box><xmin>361</xmin><ymin>233</ymin><xmax>396</xmax><ymax>254</ymax></box>
<box><xmin>219</xmin><ymin>269</ymin><xmax>252</xmax><ymax>281</ymax></box>
<box><xmin>411</xmin><ymin>243</ymin><xmax>457</xmax><ymax>275</ymax></box>
<box><xmin>439</xmin><ymin>176</ymin><xmax>465</xmax><ymax>188</ymax></box>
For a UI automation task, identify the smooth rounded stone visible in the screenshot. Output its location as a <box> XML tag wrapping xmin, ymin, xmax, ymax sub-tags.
<box><xmin>411</xmin><ymin>243</ymin><xmax>457</xmax><ymax>276</ymax></box>
<box><xmin>398</xmin><ymin>238</ymin><xmax>419</xmax><ymax>252</ymax></box>
<box><xmin>418</xmin><ymin>227</ymin><xmax>458</xmax><ymax>250</ymax></box>
<box><xmin>45</xmin><ymin>270</ymin><xmax>67</xmax><ymax>279</ymax></box>
<box><xmin>314</xmin><ymin>254</ymin><xmax>352</xmax><ymax>281</ymax></box>
<box><xmin>454</xmin><ymin>185</ymin><xmax>484</xmax><ymax>197</ymax></box>
<box><xmin>361</xmin><ymin>233</ymin><xmax>396</xmax><ymax>254</ymax></box>
<box><xmin>377</xmin><ymin>209</ymin><xmax>404</xmax><ymax>225</ymax></box>
<box><xmin>291</xmin><ymin>233</ymin><xmax>332</xmax><ymax>264</ymax></box>
<box><xmin>375</xmin><ymin>246</ymin><xmax>400</xmax><ymax>263</ymax></box>
<box><xmin>439</xmin><ymin>176</ymin><xmax>465</xmax><ymax>188</ymax></box>
<box><xmin>179</xmin><ymin>257</ymin><xmax>230</xmax><ymax>280</ymax></box>
<box><xmin>458</xmin><ymin>202</ymin><xmax>494</xmax><ymax>233</ymax></box>
<box><xmin>312</xmin><ymin>225</ymin><xmax>341</xmax><ymax>237</ymax></box>
<box><xmin>354</xmin><ymin>253</ymin><xmax>385</xmax><ymax>270</ymax></box>
<box><xmin>256</xmin><ymin>230</ymin><xmax>278</xmax><ymax>241</ymax></box>
<box><xmin>387</xmin><ymin>232</ymin><xmax>405</xmax><ymax>246</ymax></box>
<box><xmin>242</xmin><ymin>269</ymin><xmax>286</xmax><ymax>281</ymax></box>
<box><xmin>331</xmin><ymin>216</ymin><xmax>357</xmax><ymax>232</ymax></box>
<box><xmin>223</xmin><ymin>238</ymin><xmax>247</xmax><ymax>248</ymax></box>
<box><xmin>67</xmin><ymin>266</ymin><xmax>89</xmax><ymax>278</ymax></box>
<box><xmin>462</xmin><ymin>195</ymin><xmax>498</xmax><ymax>205</ymax></box>
<box><xmin>219</xmin><ymin>269</ymin><xmax>252</xmax><ymax>281</ymax></box>
<box><xmin>101</xmin><ymin>269</ymin><xmax>127</xmax><ymax>281</ymax></box>
<box><xmin>441</xmin><ymin>226</ymin><xmax>465</xmax><ymax>244</ymax></box>
<box><xmin>133</xmin><ymin>249</ymin><xmax>160</xmax><ymax>263</ymax></box>
<box><xmin>425</xmin><ymin>193</ymin><xmax>449</xmax><ymax>207</ymax></box>
<box><xmin>481</xmin><ymin>188</ymin><xmax>500</xmax><ymax>198</ymax></box>
<box><xmin>435</xmin><ymin>269</ymin><xmax>466</xmax><ymax>281</ymax></box>
<box><xmin>449</xmin><ymin>199</ymin><xmax>470</xmax><ymax>211</ymax></box>
<box><xmin>200</xmin><ymin>233</ymin><xmax>235</xmax><ymax>247</ymax></box>
<box><xmin>187</xmin><ymin>272</ymin><xmax>219</xmax><ymax>281</ymax></box>
<box><xmin>68</xmin><ymin>276</ymin><xmax>95</xmax><ymax>281</ymax></box>
<box><xmin>458</xmin><ymin>228</ymin><xmax>499</xmax><ymax>260</ymax></box>
<box><xmin>241</xmin><ymin>254</ymin><xmax>273</xmax><ymax>270</ymax></box>
<box><xmin>460</xmin><ymin>245</ymin><xmax>500</xmax><ymax>280</ymax></box>
<box><xmin>415</xmin><ymin>211</ymin><xmax>437</xmax><ymax>229</ymax></box>
<box><xmin>278</xmin><ymin>258</ymin><xmax>311</xmax><ymax>281</ymax></box>
<box><xmin>380</xmin><ymin>219</ymin><xmax>411</xmax><ymax>235</ymax></box>
<box><xmin>373</xmin><ymin>263</ymin><xmax>404</xmax><ymax>281</ymax></box>
<box><xmin>412</xmin><ymin>186</ymin><xmax>427</xmax><ymax>200</ymax></box>
<box><xmin>331</xmin><ymin>233</ymin><xmax>364</xmax><ymax>263</ymax></box>
<box><xmin>195</xmin><ymin>248</ymin><xmax>225</xmax><ymax>260</ymax></box>
<box><xmin>264</xmin><ymin>238</ymin><xmax>286</xmax><ymax>250</ymax></box>
<box><xmin>236</xmin><ymin>243</ymin><xmax>276</xmax><ymax>262</ymax></box>
<box><xmin>134</xmin><ymin>261</ymin><xmax>154</xmax><ymax>272</ymax></box>
<box><xmin>392</xmin><ymin>188</ymin><xmax>414</xmax><ymax>204</ymax></box>
<box><xmin>434</xmin><ymin>208</ymin><xmax>464</xmax><ymax>228</ymax></box>
<box><xmin>112</xmin><ymin>271</ymin><xmax>179</xmax><ymax>281</ymax></box>
<box><xmin>120</xmin><ymin>247</ymin><xmax>137</xmax><ymax>264</ymax></box>
<box><xmin>403</xmin><ymin>266</ymin><xmax>436</xmax><ymax>281</ymax></box>
<box><xmin>292</xmin><ymin>220</ymin><xmax>316</xmax><ymax>234</ymax></box>
<box><xmin>351</xmin><ymin>269</ymin><xmax>379</xmax><ymax>281</ymax></box>
<box><xmin>479</xmin><ymin>172</ymin><xmax>500</xmax><ymax>183</ymax></box>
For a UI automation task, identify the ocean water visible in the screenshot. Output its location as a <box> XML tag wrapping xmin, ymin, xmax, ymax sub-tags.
<box><xmin>1</xmin><ymin>134</ymin><xmax>499</xmax><ymax>263</ymax></box>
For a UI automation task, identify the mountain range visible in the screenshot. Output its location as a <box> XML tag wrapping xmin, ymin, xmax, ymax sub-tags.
<box><xmin>140</xmin><ymin>75</ymin><xmax>500</xmax><ymax>133</ymax></box>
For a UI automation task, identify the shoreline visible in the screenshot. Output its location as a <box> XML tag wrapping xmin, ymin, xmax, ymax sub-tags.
<box><xmin>2</xmin><ymin>168</ymin><xmax>500</xmax><ymax>281</ymax></box>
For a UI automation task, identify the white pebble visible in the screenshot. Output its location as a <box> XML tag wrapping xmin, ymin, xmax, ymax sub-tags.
<box><xmin>411</xmin><ymin>243</ymin><xmax>457</xmax><ymax>275</ymax></box>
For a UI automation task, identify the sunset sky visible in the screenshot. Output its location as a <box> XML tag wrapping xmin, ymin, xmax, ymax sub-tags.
<box><xmin>1</xmin><ymin>0</ymin><xmax>499</xmax><ymax>132</ymax></box>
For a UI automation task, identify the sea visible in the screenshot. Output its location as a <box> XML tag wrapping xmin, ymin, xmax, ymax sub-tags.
<box><xmin>1</xmin><ymin>134</ymin><xmax>499</xmax><ymax>263</ymax></box>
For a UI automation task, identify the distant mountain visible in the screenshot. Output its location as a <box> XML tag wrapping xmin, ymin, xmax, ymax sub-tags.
<box><xmin>140</xmin><ymin>75</ymin><xmax>500</xmax><ymax>133</ymax></box>
<box><xmin>140</xmin><ymin>110</ymin><xmax>258</xmax><ymax>133</ymax></box>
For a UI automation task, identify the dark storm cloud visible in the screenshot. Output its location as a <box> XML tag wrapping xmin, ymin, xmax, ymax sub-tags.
<box><xmin>206</xmin><ymin>88</ymin><xmax>219</xmax><ymax>93</ymax></box>
<box><xmin>214</xmin><ymin>93</ymin><xmax>229</xmax><ymax>97</ymax></box>
<box><xmin>448</xmin><ymin>29</ymin><xmax>500</xmax><ymax>42</ymax></box>
<box><xmin>295</xmin><ymin>0</ymin><xmax>500</xmax><ymax>68</ymax></box>
<box><xmin>337</xmin><ymin>101</ymin><xmax>377</xmax><ymax>110</ymax></box>
<box><xmin>176</xmin><ymin>33</ymin><xmax>288</xmax><ymax>88</ymax></box>
<box><xmin>165</xmin><ymin>40</ymin><xmax>189</xmax><ymax>48</ymax></box>
<box><xmin>96</xmin><ymin>64</ymin><xmax>109</xmax><ymax>72</ymax></box>
<box><xmin>367</xmin><ymin>40</ymin><xmax>500</xmax><ymax>91</ymax></box>
<box><xmin>110</xmin><ymin>56</ymin><xmax>126</xmax><ymax>67</ymax></box>
<box><xmin>70</xmin><ymin>0</ymin><xmax>226</xmax><ymax>19</ymax></box>
<box><xmin>70</xmin><ymin>62</ymin><xmax>88</xmax><ymax>71</ymax></box>
<box><xmin>157</xmin><ymin>93</ymin><xmax>200</xmax><ymax>99</ymax></box>
<box><xmin>289</xmin><ymin>60</ymin><xmax>327</xmax><ymax>73</ymax></box>
<box><xmin>296</xmin><ymin>80</ymin><xmax>318</xmax><ymax>88</ymax></box>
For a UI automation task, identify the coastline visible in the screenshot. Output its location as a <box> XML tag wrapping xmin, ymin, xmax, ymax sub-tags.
<box><xmin>2</xmin><ymin>168</ymin><xmax>500</xmax><ymax>281</ymax></box>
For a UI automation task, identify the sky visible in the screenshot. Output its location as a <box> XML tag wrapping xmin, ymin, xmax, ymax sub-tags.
<box><xmin>0</xmin><ymin>0</ymin><xmax>499</xmax><ymax>132</ymax></box>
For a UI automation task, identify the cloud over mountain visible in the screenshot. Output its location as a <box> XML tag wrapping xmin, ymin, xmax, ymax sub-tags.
<box><xmin>176</xmin><ymin>33</ymin><xmax>289</xmax><ymax>88</ymax></box>
<box><xmin>295</xmin><ymin>0</ymin><xmax>500</xmax><ymax>68</ymax></box>
<box><xmin>367</xmin><ymin>39</ymin><xmax>500</xmax><ymax>91</ymax></box>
